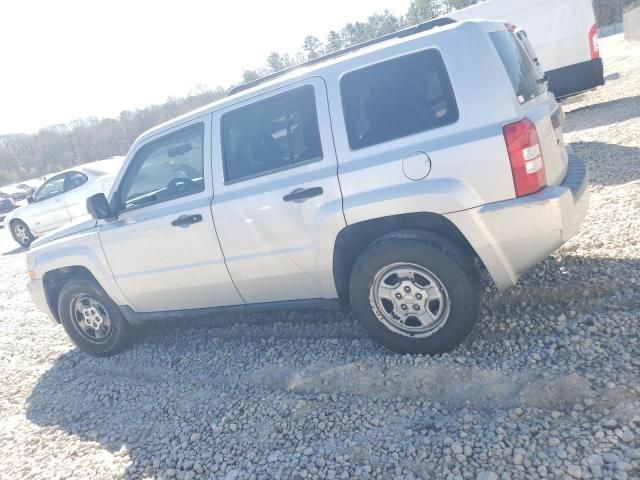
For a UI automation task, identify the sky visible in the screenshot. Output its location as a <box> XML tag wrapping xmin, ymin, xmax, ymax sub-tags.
<box><xmin>0</xmin><ymin>0</ymin><xmax>410</xmax><ymax>135</ymax></box>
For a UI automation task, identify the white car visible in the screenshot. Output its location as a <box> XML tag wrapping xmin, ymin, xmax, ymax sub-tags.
<box><xmin>25</xmin><ymin>20</ymin><xmax>588</xmax><ymax>356</ymax></box>
<box><xmin>4</xmin><ymin>161</ymin><xmax>121</xmax><ymax>247</ymax></box>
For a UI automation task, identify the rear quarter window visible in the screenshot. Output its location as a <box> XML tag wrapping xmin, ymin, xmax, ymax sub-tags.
<box><xmin>340</xmin><ymin>49</ymin><xmax>458</xmax><ymax>150</ymax></box>
<box><xmin>490</xmin><ymin>30</ymin><xmax>545</xmax><ymax>103</ymax></box>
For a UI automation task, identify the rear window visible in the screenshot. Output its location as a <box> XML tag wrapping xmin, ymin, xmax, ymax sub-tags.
<box><xmin>490</xmin><ymin>30</ymin><xmax>545</xmax><ymax>104</ymax></box>
<box><xmin>340</xmin><ymin>49</ymin><xmax>458</xmax><ymax>150</ymax></box>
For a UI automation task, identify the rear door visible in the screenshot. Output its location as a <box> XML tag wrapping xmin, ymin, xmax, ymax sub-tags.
<box><xmin>489</xmin><ymin>27</ymin><xmax>568</xmax><ymax>185</ymax></box>
<box><xmin>211</xmin><ymin>78</ymin><xmax>345</xmax><ymax>304</ymax></box>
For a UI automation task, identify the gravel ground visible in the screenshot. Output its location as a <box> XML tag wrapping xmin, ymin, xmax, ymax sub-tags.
<box><xmin>1</xmin><ymin>34</ymin><xmax>639</xmax><ymax>480</ymax></box>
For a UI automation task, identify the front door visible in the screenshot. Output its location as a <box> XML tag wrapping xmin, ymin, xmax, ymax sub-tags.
<box><xmin>98</xmin><ymin>116</ymin><xmax>243</xmax><ymax>312</ymax></box>
<box><xmin>211</xmin><ymin>79</ymin><xmax>345</xmax><ymax>304</ymax></box>
<box><xmin>29</xmin><ymin>173</ymin><xmax>71</xmax><ymax>234</ymax></box>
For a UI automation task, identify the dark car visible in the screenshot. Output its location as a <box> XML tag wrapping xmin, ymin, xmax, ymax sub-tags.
<box><xmin>0</xmin><ymin>197</ymin><xmax>17</xmax><ymax>222</ymax></box>
<box><xmin>10</xmin><ymin>184</ymin><xmax>35</xmax><ymax>201</ymax></box>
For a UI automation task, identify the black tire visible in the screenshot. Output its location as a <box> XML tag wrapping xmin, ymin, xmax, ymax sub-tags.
<box><xmin>11</xmin><ymin>219</ymin><xmax>34</xmax><ymax>248</ymax></box>
<box><xmin>58</xmin><ymin>276</ymin><xmax>133</xmax><ymax>356</ymax></box>
<box><xmin>349</xmin><ymin>230</ymin><xmax>481</xmax><ymax>354</ymax></box>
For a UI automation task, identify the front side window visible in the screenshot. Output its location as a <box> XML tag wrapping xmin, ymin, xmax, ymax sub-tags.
<box><xmin>65</xmin><ymin>171</ymin><xmax>88</xmax><ymax>191</ymax></box>
<box><xmin>222</xmin><ymin>85</ymin><xmax>323</xmax><ymax>183</ymax></box>
<box><xmin>34</xmin><ymin>175</ymin><xmax>66</xmax><ymax>201</ymax></box>
<box><xmin>118</xmin><ymin>123</ymin><xmax>204</xmax><ymax>210</ymax></box>
<box><xmin>341</xmin><ymin>49</ymin><xmax>458</xmax><ymax>150</ymax></box>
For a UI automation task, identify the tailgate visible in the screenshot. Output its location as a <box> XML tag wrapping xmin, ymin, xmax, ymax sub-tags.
<box><xmin>488</xmin><ymin>28</ymin><xmax>569</xmax><ymax>186</ymax></box>
<box><xmin>523</xmin><ymin>96</ymin><xmax>569</xmax><ymax>186</ymax></box>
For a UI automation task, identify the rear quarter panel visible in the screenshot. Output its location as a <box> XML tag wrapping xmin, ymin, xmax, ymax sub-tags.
<box><xmin>325</xmin><ymin>22</ymin><xmax>518</xmax><ymax>225</ymax></box>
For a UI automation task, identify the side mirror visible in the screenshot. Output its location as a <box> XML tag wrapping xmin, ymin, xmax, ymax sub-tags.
<box><xmin>87</xmin><ymin>193</ymin><xmax>114</xmax><ymax>220</ymax></box>
<box><xmin>26</xmin><ymin>195</ymin><xmax>34</xmax><ymax>204</ymax></box>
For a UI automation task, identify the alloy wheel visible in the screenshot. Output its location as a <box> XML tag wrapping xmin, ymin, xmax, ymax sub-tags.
<box><xmin>369</xmin><ymin>262</ymin><xmax>451</xmax><ymax>338</ymax></box>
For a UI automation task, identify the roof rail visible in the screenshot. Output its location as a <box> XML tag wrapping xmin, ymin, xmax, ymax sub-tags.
<box><xmin>227</xmin><ymin>17</ymin><xmax>456</xmax><ymax>96</ymax></box>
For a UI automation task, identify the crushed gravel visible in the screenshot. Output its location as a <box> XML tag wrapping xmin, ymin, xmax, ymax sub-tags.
<box><xmin>0</xmin><ymin>34</ymin><xmax>639</xmax><ymax>480</ymax></box>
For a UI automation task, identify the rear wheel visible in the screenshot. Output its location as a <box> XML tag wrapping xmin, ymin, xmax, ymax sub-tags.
<box><xmin>349</xmin><ymin>231</ymin><xmax>481</xmax><ymax>354</ymax></box>
<box><xmin>58</xmin><ymin>276</ymin><xmax>133</xmax><ymax>356</ymax></box>
<box><xmin>11</xmin><ymin>219</ymin><xmax>34</xmax><ymax>248</ymax></box>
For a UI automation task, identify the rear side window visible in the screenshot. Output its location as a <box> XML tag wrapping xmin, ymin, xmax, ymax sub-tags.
<box><xmin>65</xmin><ymin>171</ymin><xmax>88</xmax><ymax>191</ymax></box>
<box><xmin>222</xmin><ymin>86</ymin><xmax>323</xmax><ymax>183</ymax></box>
<box><xmin>340</xmin><ymin>49</ymin><xmax>458</xmax><ymax>150</ymax></box>
<box><xmin>490</xmin><ymin>30</ymin><xmax>545</xmax><ymax>104</ymax></box>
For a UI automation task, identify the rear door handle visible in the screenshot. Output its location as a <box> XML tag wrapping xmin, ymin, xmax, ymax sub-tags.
<box><xmin>283</xmin><ymin>187</ymin><xmax>323</xmax><ymax>203</ymax></box>
<box><xmin>171</xmin><ymin>214</ymin><xmax>202</xmax><ymax>227</ymax></box>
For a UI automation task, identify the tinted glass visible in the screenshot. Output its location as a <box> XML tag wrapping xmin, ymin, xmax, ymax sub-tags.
<box><xmin>119</xmin><ymin>123</ymin><xmax>204</xmax><ymax>210</ymax></box>
<box><xmin>65</xmin><ymin>172</ymin><xmax>87</xmax><ymax>191</ymax></box>
<box><xmin>490</xmin><ymin>30</ymin><xmax>545</xmax><ymax>103</ymax></box>
<box><xmin>340</xmin><ymin>49</ymin><xmax>458</xmax><ymax>150</ymax></box>
<box><xmin>222</xmin><ymin>86</ymin><xmax>323</xmax><ymax>182</ymax></box>
<box><xmin>34</xmin><ymin>176</ymin><xmax>65</xmax><ymax>201</ymax></box>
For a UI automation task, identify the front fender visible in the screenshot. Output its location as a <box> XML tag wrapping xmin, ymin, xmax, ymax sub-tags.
<box><xmin>2</xmin><ymin>206</ymin><xmax>32</xmax><ymax>232</ymax></box>
<box><xmin>27</xmin><ymin>228</ymin><xmax>129</xmax><ymax>306</ymax></box>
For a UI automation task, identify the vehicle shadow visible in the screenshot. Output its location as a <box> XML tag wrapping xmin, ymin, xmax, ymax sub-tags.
<box><xmin>481</xmin><ymin>255</ymin><xmax>640</xmax><ymax>313</ymax></box>
<box><xmin>564</xmin><ymin>95</ymin><xmax>640</xmax><ymax>133</ymax></box>
<box><xmin>570</xmin><ymin>141</ymin><xmax>640</xmax><ymax>186</ymax></box>
<box><xmin>24</xmin><ymin>255</ymin><xmax>639</xmax><ymax>478</ymax></box>
<box><xmin>2</xmin><ymin>245</ymin><xmax>26</xmax><ymax>256</ymax></box>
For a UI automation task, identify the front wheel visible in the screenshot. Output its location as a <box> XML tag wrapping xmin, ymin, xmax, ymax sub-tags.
<box><xmin>58</xmin><ymin>276</ymin><xmax>133</xmax><ymax>356</ymax></box>
<box><xmin>349</xmin><ymin>231</ymin><xmax>481</xmax><ymax>354</ymax></box>
<box><xmin>11</xmin><ymin>219</ymin><xmax>34</xmax><ymax>248</ymax></box>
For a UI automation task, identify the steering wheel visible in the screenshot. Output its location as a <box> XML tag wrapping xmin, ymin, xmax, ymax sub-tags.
<box><xmin>424</xmin><ymin>95</ymin><xmax>446</xmax><ymax>108</ymax></box>
<box><xmin>174</xmin><ymin>164</ymin><xmax>200</xmax><ymax>178</ymax></box>
<box><xmin>166</xmin><ymin>177</ymin><xmax>194</xmax><ymax>196</ymax></box>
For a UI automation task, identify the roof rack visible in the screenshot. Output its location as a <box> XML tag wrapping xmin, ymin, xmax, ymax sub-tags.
<box><xmin>227</xmin><ymin>17</ymin><xmax>456</xmax><ymax>96</ymax></box>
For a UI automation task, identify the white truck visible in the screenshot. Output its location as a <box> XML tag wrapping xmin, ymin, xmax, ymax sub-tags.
<box><xmin>450</xmin><ymin>0</ymin><xmax>604</xmax><ymax>98</ymax></box>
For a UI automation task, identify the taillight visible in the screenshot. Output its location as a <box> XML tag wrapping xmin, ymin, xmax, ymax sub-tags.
<box><xmin>589</xmin><ymin>24</ymin><xmax>600</xmax><ymax>59</ymax></box>
<box><xmin>503</xmin><ymin>118</ymin><xmax>547</xmax><ymax>197</ymax></box>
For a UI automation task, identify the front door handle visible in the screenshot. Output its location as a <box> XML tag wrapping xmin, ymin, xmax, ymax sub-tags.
<box><xmin>283</xmin><ymin>187</ymin><xmax>323</xmax><ymax>203</ymax></box>
<box><xmin>171</xmin><ymin>214</ymin><xmax>202</xmax><ymax>227</ymax></box>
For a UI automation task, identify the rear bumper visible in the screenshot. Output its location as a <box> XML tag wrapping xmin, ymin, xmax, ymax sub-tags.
<box><xmin>547</xmin><ymin>58</ymin><xmax>604</xmax><ymax>98</ymax></box>
<box><xmin>27</xmin><ymin>278</ymin><xmax>57</xmax><ymax>322</ymax></box>
<box><xmin>446</xmin><ymin>152</ymin><xmax>589</xmax><ymax>290</ymax></box>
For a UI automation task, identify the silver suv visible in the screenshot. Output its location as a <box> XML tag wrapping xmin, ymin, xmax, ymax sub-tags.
<box><xmin>25</xmin><ymin>19</ymin><xmax>588</xmax><ymax>356</ymax></box>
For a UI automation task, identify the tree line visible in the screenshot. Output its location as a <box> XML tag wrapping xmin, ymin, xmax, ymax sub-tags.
<box><xmin>0</xmin><ymin>0</ymin><xmax>620</xmax><ymax>185</ymax></box>
<box><xmin>0</xmin><ymin>0</ymin><xmax>480</xmax><ymax>185</ymax></box>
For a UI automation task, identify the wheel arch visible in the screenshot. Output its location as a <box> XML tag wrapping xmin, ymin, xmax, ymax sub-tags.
<box><xmin>43</xmin><ymin>266</ymin><xmax>102</xmax><ymax>323</ymax></box>
<box><xmin>332</xmin><ymin>212</ymin><xmax>483</xmax><ymax>306</ymax></box>
<box><xmin>8</xmin><ymin>216</ymin><xmax>36</xmax><ymax>246</ymax></box>
<box><xmin>9</xmin><ymin>215</ymin><xmax>35</xmax><ymax>231</ymax></box>
<box><xmin>9</xmin><ymin>216</ymin><xmax>29</xmax><ymax>233</ymax></box>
